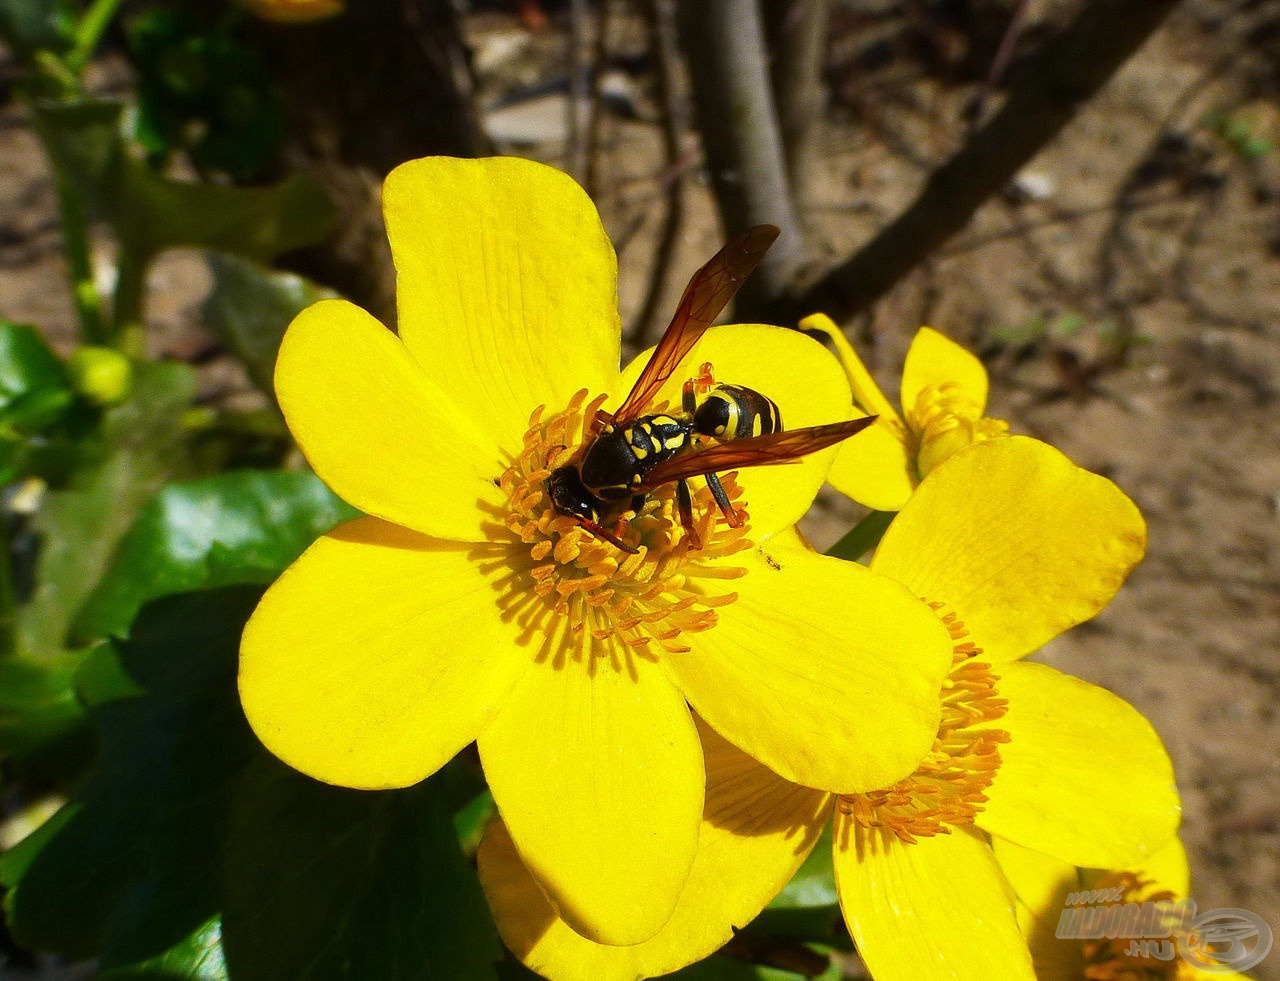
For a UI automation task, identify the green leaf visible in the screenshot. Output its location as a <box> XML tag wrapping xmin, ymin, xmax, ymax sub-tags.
<box><xmin>222</xmin><ymin>761</ymin><xmax>502</xmax><ymax>981</ymax></box>
<box><xmin>100</xmin><ymin>916</ymin><xmax>228</xmax><ymax>980</ymax></box>
<box><xmin>0</xmin><ymin>321</ymin><xmax>73</xmax><ymax>434</ymax></box>
<box><xmin>0</xmin><ymin>0</ymin><xmax>75</xmax><ymax>58</ymax></box>
<box><xmin>18</xmin><ymin>360</ymin><xmax>198</xmax><ymax>659</ymax></box>
<box><xmin>0</xmin><ymin>650</ymin><xmax>93</xmax><ymax>779</ymax></box>
<box><xmin>2</xmin><ymin>588</ymin><xmax>264</xmax><ymax>963</ymax></box>
<box><xmin>72</xmin><ymin>469</ymin><xmax>356</xmax><ymax>643</ymax></box>
<box><xmin>201</xmin><ymin>254</ymin><xmax>332</xmax><ymax>393</ymax></box>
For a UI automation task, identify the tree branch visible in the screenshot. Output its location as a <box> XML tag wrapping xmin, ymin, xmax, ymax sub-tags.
<box><xmin>680</xmin><ymin>0</ymin><xmax>806</xmax><ymax>310</ymax></box>
<box><xmin>774</xmin><ymin>0</ymin><xmax>1184</xmax><ymax>324</ymax></box>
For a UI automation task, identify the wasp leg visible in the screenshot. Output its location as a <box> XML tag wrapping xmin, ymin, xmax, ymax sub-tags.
<box><xmin>704</xmin><ymin>471</ymin><xmax>743</xmax><ymax>528</ymax></box>
<box><xmin>676</xmin><ymin>479</ymin><xmax>703</xmax><ymax>549</ymax></box>
<box><xmin>682</xmin><ymin>377</ymin><xmax>698</xmax><ymax>415</ymax></box>
<box><xmin>578</xmin><ymin>517</ymin><xmax>639</xmax><ymax>555</ymax></box>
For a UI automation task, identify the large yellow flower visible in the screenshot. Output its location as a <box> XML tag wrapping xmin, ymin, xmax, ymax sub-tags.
<box><xmin>994</xmin><ymin>836</ymin><xmax>1255</xmax><ymax>980</ymax></box>
<box><xmin>804</xmin><ymin>312</ymin><xmax>1009</xmax><ymax>511</ymax></box>
<box><xmin>478</xmin><ymin>435</ymin><xmax>1181</xmax><ymax>978</ymax></box>
<box><xmin>238</xmin><ymin>156</ymin><xmax>953</xmax><ymax>946</ymax></box>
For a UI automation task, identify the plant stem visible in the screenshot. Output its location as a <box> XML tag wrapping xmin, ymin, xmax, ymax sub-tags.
<box><xmin>826</xmin><ymin>509</ymin><xmax>895</xmax><ymax>563</ymax></box>
<box><xmin>68</xmin><ymin>0</ymin><xmax>126</xmax><ymax>74</ymax></box>
<box><xmin>49</xmin><ymin>165</ymin><xmax>108</xmax><ymax>346</ymax></box>
<box><xmin>111</xmin><ymin>246</ymin><xmax>149</xmax><ymax>358</ymax></box>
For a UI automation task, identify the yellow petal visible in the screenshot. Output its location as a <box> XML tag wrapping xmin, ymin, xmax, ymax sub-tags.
<box><xmin>478</xmin><ymin>722</ymin><xmax>831</xmax><ymax>981</ymax></box>
<box><xmin>615</xmin><ymin>323</ymin><xmax>855</xmax><ymax>539</ymax></box>
<box><xmin>977</xmin><ymin>662</ymin><xmax>1181</xmax><ymax>869</ymax></box>
<box><xmin>275</xmin><ymin>299</ymin><xmax>505</xmax><ymax>542</ymax></box>
<box><xmin>1125</xmin><ymin>835</ymin><xmax>1191</xmax><ymax>898</ymax></box>
<box><xmin>899</xmin><ymin>326</ymin><xmax>990</xmax><ymax>415</ymax></box>
<box><xmin>667</xmin><ymin>539</ymin><xmax>952</xmax><ymax>794</ymax></box>
<box><xmin>239</xmin><ymin>518</ymin><xmax>530</xmax><ymax>789</ymax></box>
<box><xmin>799</xmin><ymin>313</ymin><xmax>902</xmax><ymax>423</ymax></box>
<box><xmin>477</xmin><ymin>642</ymin><xmax>703</xmax><ymax>946</ymax></box>
<box><xmin>825</xmin><ymin>417</ymin><xmax>915</xmax><ymax>511</ymax></box>
<box><xmin>991</xmin><ymin>838</ymin><xmax>1088</xmax><ymax>981</ymax></box>
<box><xmin>834</xmin><ymin>818</ymin><xmax>1036</xmax><ymax>981</ymax></box>
<box><xmin>384</xmin><ymin>157</ymin><xmax>621</xmax><ymax>452</ymax></box>
<box><xmin>872</xmin><ymin>436</ymin><xmax>1147</xmax><ymax>663</ymax></box>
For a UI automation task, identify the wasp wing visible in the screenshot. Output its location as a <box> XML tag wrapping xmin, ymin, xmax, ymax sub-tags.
<box><xmin>637</xmin><ymin>417</ymin><xmax>877</xmax><ymax>488</ymax></box>
<box><xmin>608</xmin><ymin>224</ymin><xmax>780</xmax><ymax>428</ymax></box>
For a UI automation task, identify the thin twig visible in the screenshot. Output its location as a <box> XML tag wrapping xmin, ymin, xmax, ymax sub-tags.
<box><xmin>777</xmin><ymin>0</ymin><xmax>1185</xmax><ymax>324</ymax></box>
<box><xmin>567</xmin><ymin>0</ymin><xmax>590</xmax><ymax>183</ymax></box>
<box><xmin>584</xmin><ymin>0</ymin><xmax>612</xmax><ymax>198</ymax></box>
<box><xmin>629</xmin><ymin>0</ymin><xmax>690</xmax><ymax>345</ymax></box>
<box><xmin>679</xmin><ymin>0</ymin><xmax>806</xmax><ymax>312</ymax></box>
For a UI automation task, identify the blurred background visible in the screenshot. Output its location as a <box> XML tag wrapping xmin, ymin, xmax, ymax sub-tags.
<box><xmin>0</xmin><ymin>0</ymin><xmax>1277</xmax><ymax>976</ymax></box>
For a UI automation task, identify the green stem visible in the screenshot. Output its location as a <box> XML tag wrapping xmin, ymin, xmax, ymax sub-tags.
<box><xmin>825</xmin><ymin>510</ymin><xmax>895</xmax><ymax>564</ymax></box>
<box><xmin>0</xmin><ymin>505</ymin><xmax>16</xmax><ymax>659</ymax></box>
<box><xmin>110</xmin><ymin>245</ymin><xmax>149</xmax><ymax>357</ymax></box>
<box><xmin>48</xmin><ymin>147</ymin><xmax>108</xmax><ymax>346</ymax></box>
<box><xmin>67</xmin><ymin>0</ymin><xmax>126</xmax><ymax>74</ymax></box>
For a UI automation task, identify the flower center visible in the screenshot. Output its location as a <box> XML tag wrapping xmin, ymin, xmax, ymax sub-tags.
<box><xmin>905</xmin><ymin>381</ymin><xmax>1009</xmax><ymax>478</ymax></box>
<box><xmin>1081</xmin><ymin>873</ymin><xmax>1183</xmax><ymax>980</ymax></box>
<box><xmin>837</xmin><ymin>603</ymin><xmax>1009</xmax><ymax>843</ymax></box>
<box><xmin>496</xmin><ymin>390</ymin><xmax>751</xmax><ymax>659</ymax></box>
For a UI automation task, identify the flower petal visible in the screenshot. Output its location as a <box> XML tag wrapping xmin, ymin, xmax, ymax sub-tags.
<box><xmin>825</xmin><ymin>417</ymin><xmax>916</xmax><ymax>511</ymax></box>
<box><xmin>799</xmin><ymin>313</ymin><xmax>902</xmax><ymax>423</ymax></box>
<box><xmin>834</xmin><ymin>818</ymin><xmax>1036</xmax><ymax>981</ymax></box>
<box><xmin>977</xmin><ymin>662</ymin><xmax>1181</xmax><ymax>869</ymax></box>
<box><xmin>384</xmin><ymin>156</ymin><xmax>621</xmax><ymax>452</ymax></box>
<box><xmin>989</xmin><ymin>836</ymin><xmax>1081</xmax><ymax>934</ymax></box>
<box><xmin>477</xmin><ymin>642</ymin><xmax>704</xmax><ymax>946</ymax></box>
<box><xmin>477</xmin><ymin>722</ymin><xmax>831</xmax><ymax>980</ymax></box>
<box><xmin>615</xmin><ymin>323</ymin><xmax>855</xmax><ymax>539</ymax></box>
<box><xmin>871</xmin><ymin>436</ymin><xmax>1147</xmax><ymax>663</ymax></box>
<box><xmin>899</xmin><ymin>326</ymin><xmax>990</xmax><ymax>414</ymax></box>
<box><xmin>668</xmin><ymin>539</ymin><xmax>952</xmax><ymax>794</ymax></box>
<box><xmin>239</xmin><ymin>517</ymin><xmax>530</xmax><ymax>789</ymax></box>
<box><xmin>275</xmin><ymin>298</ymin><xmax>506</xmax><ymax>541</ymax></box>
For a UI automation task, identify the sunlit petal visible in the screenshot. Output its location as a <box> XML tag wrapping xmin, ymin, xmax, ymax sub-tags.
<box><xmin>275</xmin><ymin>299</ymin><xmax>506</xmax><ymax>541</ymax></box>
<box><xmin>872</xmin><ymin>436</ymin><xmax>1146</xmax><ymax>663</ymax></box>
<box><xmin>477</xmin><ymin>643</ymin><xmax>703</xmax><ymax>946</ymax></box>
<box><xmin>384</xmin><ymin>156</ymin><xmax>620</xmax><ymax>451</ymax></box>
<box><xmin>239</xmin><ymin>517</ymin><xmax>529</xmax><ymax>789</ymax></box>
<box><xmin>977</xmin><ymin>662</ymin><xmax>1181</xmax><ymax>869</ymax></box>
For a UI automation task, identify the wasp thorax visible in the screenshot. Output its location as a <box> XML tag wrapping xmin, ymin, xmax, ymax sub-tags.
<box><xmin>837</xmin><ymin>604</ymin><xmax>1009</xmax><ymax>844</ymax></box>
<box><xmin>496</xmin><ymin>390</ymin><xmax>752</xmax><ymax>659</ymax></box>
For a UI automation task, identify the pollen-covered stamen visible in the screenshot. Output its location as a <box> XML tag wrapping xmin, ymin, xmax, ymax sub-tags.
<box><xmin>497</xmin><ymin>389</ymin><xmax>751</xmax><ymax>660</ymax></box>
<box><xmin>1080</xmin><ymin>873</ymin><xmax>1184</xmax><ymax>980</ymax></box>
<box><xmin>837</xmin><ymin>602</ymin><xmax>1009</xmax><ymax>843</ymax></box>
<box><xmin>905</xmin><ymin>381</ymin><xmax>1010</xmax><ymax>478</ymax></box>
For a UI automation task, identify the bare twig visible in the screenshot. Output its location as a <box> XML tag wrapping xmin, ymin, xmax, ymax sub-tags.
<box><xmin>630</xmin><ymin>0</ymin><xmax>692</xmax><ymax>345</ymax></box>
<box><xmin>567</xmin><ymin>0</ymin><xmax>590</xmax><ymax>182</ymax></box>
<box><xmin>775</xmin><ymin>0</ymin><xmax>1184</xmax><ymax>325</ymax></box>
<box><xmin>679</xmin><ymin>0</ymin><xmax>806</xmax><ymax>311</ymax></box>
<box><xmin>766</xmin><ymin>0</ymin><xmax>832</xmax><ymax>214</ymax></box>
<box><xmin>967</xmin><ymin>0</ymin><xmax>1032</xmax><ymax>130</ymax></box>
<box><xmin>584</xmin><ymin>0</ymin><xmax>613</xmax><ymax>197</ymax></box>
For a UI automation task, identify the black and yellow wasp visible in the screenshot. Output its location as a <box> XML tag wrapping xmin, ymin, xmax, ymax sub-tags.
<box><xmin>546</xmin><ymin>225</ymin><xmax>875</xmax><ymax>553</ymax></box>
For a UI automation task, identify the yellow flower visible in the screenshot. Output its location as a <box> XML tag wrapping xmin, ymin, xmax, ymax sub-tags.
<box><xmin>804</xmin><ymin>312</ymin><xmax>1009</xmax><ymax>511</ymax></box>
<box><xmin>238</xmin><ymin>156</ymin><xmax>953</xmax><ymax>946</ymax></box>
<box><xmin>477</xmin><ymin>435</ymin><xmax>1181</xmax><ymax>979</ymax></box>
<box><xmin>235</xmin><ymin>0</ymin><xmax>343</xmax><ymax>23</ymax></box>
<box><xmin>995</xmin><ymin>836</ymin><xmax>1255</xmax><ymax>980</ymax></box>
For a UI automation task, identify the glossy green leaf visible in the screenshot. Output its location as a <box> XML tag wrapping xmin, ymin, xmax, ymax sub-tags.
<box><xmin>222</xmin><ymin>760</ymin><xmax>502</xmax><ymax>981</ymax></box>
<box><xmin>0</xmin><ymin>650</ymin><xmax>93</xmax><ymax>780</ymax></box>
<box><xmin>1</xmin><ymin>588</ymin><xmax>263</xmax><ymax>963</ymax></box>
<box><xmin>72</xmin><ymin>469</ymin><xmax>356</xmax><ymax>643</ymax></box>
<box><xmin>0</xmin><ymin>321</ymin><xmax>73</xmax><ymax>433</ymax></box>
<box><xmin>100</xmin><ymin>916</ymin><xmax>228</xmax><ymax>980</ymax></box>
<box><xmin>18</xmin><ymin>360</ymin><xmax>199</xmax><ymax>659</ymax></box>
<box><xmin>201</xmin><ymin>254</ymin><xmax>333</xmax><ymax>394</ymax></box>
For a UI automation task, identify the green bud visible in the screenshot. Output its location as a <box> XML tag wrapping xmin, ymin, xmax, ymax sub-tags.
<box><xmin>67</xmin><ymin>347</ymin><xmax>132</xmax><ymax>406</ymax></box>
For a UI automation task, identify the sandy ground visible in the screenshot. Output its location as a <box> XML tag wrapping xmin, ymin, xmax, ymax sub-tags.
<box><xmin>1</xmin><ymin>0</ymin><xmax>1277</xmax><ymax>976</ymax></box>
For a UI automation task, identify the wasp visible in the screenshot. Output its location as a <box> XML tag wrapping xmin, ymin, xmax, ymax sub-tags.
<box><xmin>546</xmin><ymin>225</ymin><xmax>875</xmax><ymax>554</ymax></box>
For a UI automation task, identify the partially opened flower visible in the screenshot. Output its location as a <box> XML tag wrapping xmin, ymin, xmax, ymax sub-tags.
<box><xmin>477</xmin><ymin>435</ymin><xmax>1181</xmax><ymax>978</ymax></box>
<box><xmin>803</xmin><ymin>312</ymin><xmax>1009</xmax><ymax>511</ymax></box>
<box><xmin>238</xmin><ymin>156</ymin><xmax>953</xmax><ymax>946</ymax></box>
<box><xmin>994</xmin><ymin>836</ymin><xmax>1254</xmax><ymax>980</ymax></box>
